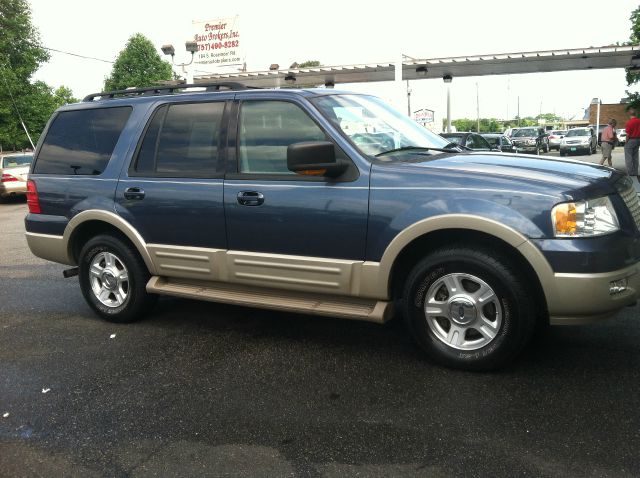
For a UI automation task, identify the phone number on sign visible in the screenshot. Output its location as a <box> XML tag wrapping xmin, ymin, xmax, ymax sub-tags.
<box><xmin>198</xmin><ymin>40</ymin><xmax>239</xmax><ymax>51</ymax></box>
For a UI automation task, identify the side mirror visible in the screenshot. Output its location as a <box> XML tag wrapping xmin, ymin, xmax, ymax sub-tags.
<box><xmin>287</xmin><ymin>141</ymin><xmax>348</xmax><ymax>178</ymax></box>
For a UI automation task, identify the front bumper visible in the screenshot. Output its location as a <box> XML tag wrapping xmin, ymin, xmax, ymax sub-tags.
<box><xmin>546</xmin><ymin>262</ymin><xmax>639</xmax><ymax>324</ymax></box>
<box><xmin>560</xmin><ymin>144</ymin><xmax>590</xmax><ymax>154</ymax></box>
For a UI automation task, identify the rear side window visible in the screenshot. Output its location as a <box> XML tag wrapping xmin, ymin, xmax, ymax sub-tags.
<box><xmin>133</xmin><ymin>102</ymin><xmax>225</xmax><ymax>177</ymax></box>
<box><xmin>34</xmin><ymin>107</ymin><xmax>131</xmax><ymax>175</ymax></box>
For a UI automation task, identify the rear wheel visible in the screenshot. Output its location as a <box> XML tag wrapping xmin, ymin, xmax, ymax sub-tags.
<box><xmin>401</xmin><ymin>246</ymin><xmax>536</xmax><ymax>371</ymax></box>
<box><xmin>79</xmin><ymin>234</ymin><xmax>156</xmax><ymax>323</ymax></box>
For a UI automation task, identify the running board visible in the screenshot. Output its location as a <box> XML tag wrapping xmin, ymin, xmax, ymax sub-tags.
<box><xmin>146</xmin><ymin>276</ymin><xmax>393</xmax><ymax>324</ymax></box>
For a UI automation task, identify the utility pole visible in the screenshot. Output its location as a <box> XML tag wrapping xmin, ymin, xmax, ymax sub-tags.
<box><xmin>476</xmin><ymin>82</ymin><xmax>480</xmax><ymax>132</ymax></box>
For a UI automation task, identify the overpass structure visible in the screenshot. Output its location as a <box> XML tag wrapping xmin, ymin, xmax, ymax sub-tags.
<box><xmin>194</xmin><ymin>45</ymin><xmax>640</xmax><ymax>88</ymax></box>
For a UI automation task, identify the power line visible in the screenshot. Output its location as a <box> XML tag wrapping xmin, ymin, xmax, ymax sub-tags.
<box><xmin>43</xmin><ymin>46</ymin><xmax>114</xmax><ymax>64</ymax></box>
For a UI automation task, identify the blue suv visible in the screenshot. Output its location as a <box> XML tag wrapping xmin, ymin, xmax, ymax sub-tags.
<box><xmin>25</xmin><ymin>83</ymin><xmax>640</xmax><ymax>370</ymax></box>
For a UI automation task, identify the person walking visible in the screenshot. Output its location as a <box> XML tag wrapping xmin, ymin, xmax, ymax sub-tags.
<box><xmin>624</xmin><ymin>108</ymin><xmax>640</xmax><ymax>183</ymax></box>
<box><xmin>599</xmin><ymin>119</ymin><xmax>617</xmax><ymax>166</ymax></box>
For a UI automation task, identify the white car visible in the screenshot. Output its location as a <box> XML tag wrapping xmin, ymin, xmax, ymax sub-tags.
<box><xmin>547</xmin><ymin>130</ymin><xmax>567</xmax><ymax>151</ymax></box>
<box><xmin>0</xmin><ymin>152</ymin><xmax>33</xmax><ymax>201</ymax></box>
<box><xmin>617</xmin><ymin>129</ymin><xmax>627</xmax><ymax>146</ymax></box>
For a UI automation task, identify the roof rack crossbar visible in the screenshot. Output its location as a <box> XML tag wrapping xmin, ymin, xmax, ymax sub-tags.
<box><xmin>82</xmin><ymin>81</ymin><xmax>255</xmax><ymax>102</ymax></box>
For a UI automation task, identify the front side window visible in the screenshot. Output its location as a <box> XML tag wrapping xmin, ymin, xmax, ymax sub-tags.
<box><xmin>238</xmin><ymin>101</ymin><xmax>326</xmax><ymax>174</ymax></box>
<box><xmin>34</xmin><ymin>107</ymin><xmax>131</xmax><ymax>175</ymax></box>
<box><xmin>134</xmin><ymin>102</ymin><xmax>225</xmax><ymax>177</ymax></box>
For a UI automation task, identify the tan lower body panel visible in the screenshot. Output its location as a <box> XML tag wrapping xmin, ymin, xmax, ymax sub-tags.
<box><xmin>146</xmin><ymin>276</ymin><xmax>394</xmax><ymax>324</ymax></box>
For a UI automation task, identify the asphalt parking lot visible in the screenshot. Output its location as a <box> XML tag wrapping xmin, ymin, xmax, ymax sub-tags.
<box><xmin>1</xmin><ymin>150</ymin><xmax>640</xmax><ymax>477</ymax></box>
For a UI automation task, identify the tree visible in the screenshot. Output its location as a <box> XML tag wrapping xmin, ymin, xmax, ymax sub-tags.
<box><xmin>104</xmin><ymin>34</ymin><xmax>173</xmax><ymax>91</ymax></box>
<box><xmin>626</xmin><ymin>6</ymin><xmax>640</xmax><ymax>110</ymax></box>
<box><xmin>0</xmin><ymin>0</ymin><xmax>48</xmax><ymax>149</ymax></box>
<box><xmin>297</xmin><ymin>60</ymin><xmax>322</xmax><ymax>68</ymax></box>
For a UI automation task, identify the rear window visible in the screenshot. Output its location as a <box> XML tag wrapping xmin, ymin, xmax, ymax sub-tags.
<box><xmin>34</xmin><ymin>107</ymin><xmax>131</xmax><ymax>175</ymax></box>
<box><xmin>1</xmin><ymin>154</ymin><xmax>32</xmax><ymax>168</ymax></box>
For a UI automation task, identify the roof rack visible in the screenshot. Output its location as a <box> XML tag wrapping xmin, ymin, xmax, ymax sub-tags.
<box><xmin>82</xmin><ymin>81</ymin><xmax>258</xmax><ymax>102</ymax></box>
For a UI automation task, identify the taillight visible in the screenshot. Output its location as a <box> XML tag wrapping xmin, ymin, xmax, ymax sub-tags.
<box><xmin>1</xmin><ymin>173</ymin><xmax>17</xmax><ymax>182</ymax></box>
<box><xmin>26</xmin><ymin>180</ymin><xmax>41</xmax><ymax>214</ymax></box>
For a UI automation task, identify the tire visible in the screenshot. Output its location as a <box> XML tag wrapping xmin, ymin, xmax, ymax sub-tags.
<box><xmin>79</xmin><ymin>234</ymin><xmax>156</xmax><ymax>323</ymax></box>
<box><xmin>400</xmin><ymin>246</ymin><xmax>536</xmax><ymax>371</ymax></box>
<box><xmin>560</xmin><ymin>151</ymin><xmax>566</xmax><ymax>157</ymax></box>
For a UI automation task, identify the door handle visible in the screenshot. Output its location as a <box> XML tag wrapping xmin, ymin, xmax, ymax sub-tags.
<box><xmin>237</xmin><ymin>191</ymin><xmax>264</xmax><ymax>206</ymax></box>
<box><xmin>124</xmin><ymin>187</ymin><xmax>145</xmax><ymax>200</ymax></box>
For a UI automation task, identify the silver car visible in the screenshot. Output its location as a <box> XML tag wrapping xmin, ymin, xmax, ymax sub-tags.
<box><xmin>559</xmin><ymin>128</ymin><xmax>597</xmax><ymax>156</ymax></box>
<box><xmin>0</xmin><ymin>153</ymin><xmax>33</xmax><ymax>200</ymax></box>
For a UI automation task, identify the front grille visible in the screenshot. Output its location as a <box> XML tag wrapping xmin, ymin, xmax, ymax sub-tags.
<box><xmin>619</xmin><ymin>180</ymin><xmax>640</xmax><ymax>230</ymax></box>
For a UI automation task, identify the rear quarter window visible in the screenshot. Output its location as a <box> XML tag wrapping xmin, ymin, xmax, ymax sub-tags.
<box><xmin>34</xmin><ymin>107</ymin><xmax>132</xmax><ymax>175</ymax></box>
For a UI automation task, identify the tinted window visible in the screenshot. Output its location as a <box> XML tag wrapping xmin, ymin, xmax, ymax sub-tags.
<box><xmin>483</xmin><ymin>136</ymin><xmax>499</xmax><ymax>146</ymax></box>
<box><xmin>467</xmin><ymin>134</ymin><xmax>491</xmax><ymax>149</ymax></box>
<box><xmin>134</xmin><ymin>102</ymin><xmax>225</xmax><ymax>177</ymax></box>
<box><xmin>34</xmin><ymin>107</ymin><xmax>131</xmax><ymax>175</ymax></box>
<box><xmin>443</xmin><ymin>136</ymin><xmax>463</xmax><ymax>145</ymax></box>
<box><xmin>238</xmin><ymin>101</ymin><xmax>325</xmax><ymax>174</ymax></box>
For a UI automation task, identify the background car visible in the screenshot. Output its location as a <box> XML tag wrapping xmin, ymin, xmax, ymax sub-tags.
<box><xmin>617</xmin><ymin>128</ymin><xmax>627</xmax><ymax>145</ymax></box>
<box><xmin>547</xmin><ymin>130</ymin><xmax>567</xmax><ymax>151</ymax></box>
<box><xmin>509</xmin><ymin>127</ymin><xmax>549</xmax><ymax>154</ymax></box>
<box><xmin>559</xmin><ymin>127</ymin><xmax>597</xmax><ymax>156</ymax></box>
<box><xmin>0</xmin><ymin>152</ymin><xmax>33</xmax><ymax>201</ymax></box>
<box><xmin>440</xmin><ymin>132</ymin><xmax>498</xmax><ymax>151</ymax></box>
<box><xmin>480</xmin><ymin>133</ymin><xmax>518</xmax><ymax>153</ymax></box>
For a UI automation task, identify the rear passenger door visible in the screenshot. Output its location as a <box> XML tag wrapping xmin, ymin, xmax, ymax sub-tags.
<box><xmin>223</xmin><ymin>98</ymin><xmax>369</xmax><ymax>261</ymax></box>
<box><xmin>115</xmin><ymin>99</ymin><xmax>229</xmax><ymax>249</ymax></box>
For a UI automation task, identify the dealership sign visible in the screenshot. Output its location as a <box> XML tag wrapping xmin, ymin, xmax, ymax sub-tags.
<box><xmin>192</xmin><ymin>16</ymin><xmax>243</xmax><ymax>67</ymax></box>
<box><xmin>413</xmin><ymin>108</ymin><xmax>434</xmax><ymax>125</ymax></box>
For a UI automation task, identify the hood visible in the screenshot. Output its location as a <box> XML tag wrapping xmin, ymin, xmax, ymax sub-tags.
<box><xmin>372</xmin><ymin>152</ymin><xmax>621</xmax><ymax>198</ymax></box>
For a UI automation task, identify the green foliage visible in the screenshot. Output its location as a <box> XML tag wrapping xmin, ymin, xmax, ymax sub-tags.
<box><xmin>446</xmin><ymin>113</ymin><xmax>563</xmax><ymax>133</ymax></box>
<box><xmin>104</xmin><ymin>34</ymin><xmax>173</xmax><ymax>91</ymax></box>
<box><xmin>297</xmin><ymin>60</ymin><xmax>322</xmax><ymax>68</ymax></box>
<box><xmin>626</xmin><ymin>6</ymin><xmax>640</xmax><ymax>110</ymax></box>
<box><xmin>0</xmin><ymin>0</ymin><xmax>77</xmax><ymax>150</ymax></box>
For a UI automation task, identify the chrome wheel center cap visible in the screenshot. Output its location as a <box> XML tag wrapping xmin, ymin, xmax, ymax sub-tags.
<box><xmin>102</xmin><ymin>271</ymin><xmax>117</xmax><ymax>290</ymax></box>
<box><xmin>449</xmin><ymin>298</ymin><xmax>476</xmax><ymax>325</ymax></box>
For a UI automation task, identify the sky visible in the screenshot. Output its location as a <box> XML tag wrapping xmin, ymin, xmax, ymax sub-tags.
<box><xmin>29</xmin><ymin>0</ymin><xmax>640</xmax><ymax>127</ymax></box>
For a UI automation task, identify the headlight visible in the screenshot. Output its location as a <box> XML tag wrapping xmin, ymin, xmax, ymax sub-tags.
<box><xmin>527</xmin><ymin>140</ymin><xmax>536</xmax><ymax>145</ymax></box>
<box><xmin>552</xmin><ymin>196</ymin><xmax>619</xmax><ymax>237</ymax></box>
<box><xmin>580</xmin><ymin>138</ymin><xmax>590</xmax><ymax>144</ymax></box>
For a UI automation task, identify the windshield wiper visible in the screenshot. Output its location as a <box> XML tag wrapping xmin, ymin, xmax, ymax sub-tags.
<box><xmin>375</xmin><ymin>145</ymin><xmax>459</xmax><ymax>157</ymax></box>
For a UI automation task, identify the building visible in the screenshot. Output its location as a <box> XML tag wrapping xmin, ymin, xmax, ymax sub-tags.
<box><xmin>588</xmin><ymin>99</ymin><xmax>630</xmax><ymax>127</ymax></box>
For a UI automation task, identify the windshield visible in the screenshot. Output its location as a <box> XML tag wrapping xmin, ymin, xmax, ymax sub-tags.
<box><xmin>513</xmin><ymin>128</ymin><xmax>537</xmax><ymax>137</ymax></box>
<box><xmin>311</xmin><ymin>94</ymin><xmax>449</xmax><ymax>157</ymax></box>
<box><xmin>566</xmin><ymin>128</ymin><xmax>590</xmax><ymax>137</ymax></box>
<box><xmin>1</xmin><ymin>154</ymin><xmax>33</xmax><ymax>168</ymax></box>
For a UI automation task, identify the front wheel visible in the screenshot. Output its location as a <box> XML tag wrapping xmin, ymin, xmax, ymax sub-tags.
<box><xmin>79</xmin><ymin>234</ymin><xmax>156</xmax><ymax>323</ymax></box>
<box><xmin>401</xmin><ymin>247</ymin><xmax>535</xmax><ymax>371</ymax></box>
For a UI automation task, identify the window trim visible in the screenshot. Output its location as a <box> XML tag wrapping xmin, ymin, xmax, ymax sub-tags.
<box><xmin>227</xmin><ymin>98</ymin><xmax>358</xmax><ymax>183</ymax></box>
<box><xmin>128</xmin><ymin>100</ymin><xmax>229</xmax><ymax>179</ymax></box>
